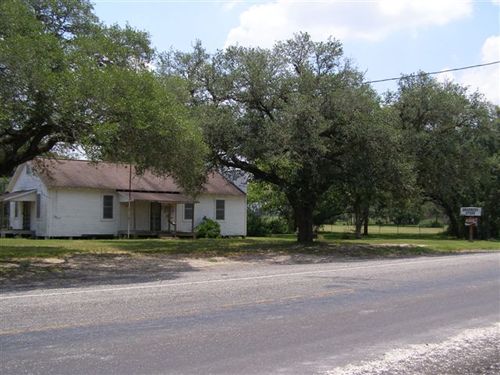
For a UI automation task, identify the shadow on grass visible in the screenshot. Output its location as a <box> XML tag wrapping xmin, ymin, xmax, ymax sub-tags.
<box><xmin>2</xmin><ymin>235</ymin><xmax>493</xmax><ymax>292</ymax></box>
<box><xmin>0</xmin><ymin>246</ymin><xmax>76</xmax><ymax>260</ymax></box>
<box><xmin>100</xmin><ymin>237</ymin><xmax>298</xmax><ymax>256</ymax></box>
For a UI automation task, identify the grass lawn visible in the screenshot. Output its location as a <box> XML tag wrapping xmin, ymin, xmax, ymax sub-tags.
<box><xmin>0</xmin><ymin>237</ymin><xmax>297</xmax><ymax>261</ymax></box>
<box><xmin>0</xmin><ymin>232</ymin><xmax>498</xmax><ymax>261</ymax></box>
<box><xmin>0</xmin><ymin>233</ymin><xmax>498</xmax><ymax>286</ymax></box>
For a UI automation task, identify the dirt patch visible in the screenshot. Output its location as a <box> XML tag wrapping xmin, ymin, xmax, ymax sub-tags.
<box><xmin>0</xmin><ymin>254</ymin><xmax>198</xmax><ymax>292</ymax></box>
<box><xmin>0</xmin><ymin>244</ymin><xmax>457</xmax><ymax>292</ymax></box>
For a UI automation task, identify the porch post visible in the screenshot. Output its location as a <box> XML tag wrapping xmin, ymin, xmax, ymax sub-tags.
<box><xmin>127</xmin><ymin>163</ymin><xmax>132</xmax><ymax>239</ymax></box>
<box><xmin>133</xmin><ymin>200</ymin><xmax>136</xmax><ymax>231</ymax></box>
<box><xmin>191</xmin><ymin>202</ymin><xmax>195</xmax><ymax>239</ymax></box>
<box><xmin>167</xmin><ymin>204</ymin><xmax>171</xmax><ymax>232</ymax></box>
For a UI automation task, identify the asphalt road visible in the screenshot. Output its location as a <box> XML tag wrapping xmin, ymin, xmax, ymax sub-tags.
<box><xmin>1</xmin><ymin>253</ymin><xmax>499</xmax><ymax>374</ymax></box>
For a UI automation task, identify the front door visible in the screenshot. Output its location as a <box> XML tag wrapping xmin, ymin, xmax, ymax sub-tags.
<box><xmin>22</xmin><ymin>202</ymin><xmax>31</xmax><ymax>230</ymax></box>
<box><xmin>150</xmin><ymin>202</ymin><xmax>161</xmax><ymax>232</ymax></box>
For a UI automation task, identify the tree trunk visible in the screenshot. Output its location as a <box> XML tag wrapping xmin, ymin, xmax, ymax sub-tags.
<box><xmin>294</xmin><ymin>204</ymin><xmax>315</xmax><ymax>243</ymax></box>
<box><xmin>443</xmin><ymin>204</ymin><xmax>461</xmax><ymax>238</ymax></box>
<box><xmin>363</xmin><ymin>207</ymin><xmax>369</xmax><ymax>236</ymax></box>
<box><xmin>287</xmin><ymin>211</ymin><xmax>296</xmax><ymax>233</ymax></box>
<box><xmin>353</xmin><ymin>201</ymin><xmax>363</xmax><ymax>239</ymax></box>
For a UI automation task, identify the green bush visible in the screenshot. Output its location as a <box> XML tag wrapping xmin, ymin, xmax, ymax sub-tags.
<box><xmin>247</xmin><ymin>212</ymin><xmax>289</xmax><ymax>236</ymax></box>
<box><xmin>266</xmin><ymin>217</ymin><xmax>288</xmax><ymax>234</ymax></box>
<box><xmin>419</xmin><ymin>220</ymin><xmax>445</xmax><ymax>228</ymax></box>
<box><xmin>195</xmin><ymin>217</ymin><xmax>221</xmax><ymax>238</ymax></box>
<box><xmin>248</xmin><ymin>212</ymin><xmax>269</xmax><ymax>236</ymax></box>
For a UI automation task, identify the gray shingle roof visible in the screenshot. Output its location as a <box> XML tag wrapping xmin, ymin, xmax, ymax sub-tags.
<box><xmin>33</xmin><ymin>159</ymin><xmax>244</xmax><ymax>196</ymax></box>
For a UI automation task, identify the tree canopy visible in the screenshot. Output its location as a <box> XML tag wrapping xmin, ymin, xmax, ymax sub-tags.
<box><xmin>2</xmin><ymin>1</ymin><xmax>497</xmax><ymax>239</ymax></box>
<box><xmin>161</xmin><ymin>33</ymin><xmax>392</xmax><ymax>242</ymax></box>
<box><xmin>0</xmin><ymin>0</ymin><xmax>206</xmax><ymax>193</ymax></box>
<box><xmin>390</xmin><ymin>73</ymin><xmax>499</xmax><ymax>238</ymax></box>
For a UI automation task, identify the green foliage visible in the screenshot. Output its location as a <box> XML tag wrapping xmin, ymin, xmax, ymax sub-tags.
<box><xmin>313</xmin><ymin>187</ymin><xmax>346</xmax><ymax>226</ymax></box>
<box><xmin>161</xmin><ymin>33</ymin><xmax>380</xmax><ymax>242</ymax></box>
<box><xmin>0</xmin><ymin>0</ymin><xmax>206</xmax><ymax>193</ymax></box>
<box><xmin>390</xmin><ymin>73</ymin><xmax>499</xmax><ymax>238</ymax></box>
<box><xmin>247</xmin><ymin>212</ymin><xmax>289</xmax><ymax>237</ymax></box>
<box><xmin>419</xmin><ymin>220</ymin><xmax>445</xmax><ymax>228</ymax></box>
<box><xmin>195</xmin><ymin>217</ymin><xmax>221</xmax><ymax>238</ymax></box>
<box><xmin>247</xmin><ymin>180</ymin><xmax>294</xmax><ymax>231</ymax></box>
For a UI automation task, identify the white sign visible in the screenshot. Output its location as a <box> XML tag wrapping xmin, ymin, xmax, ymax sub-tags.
<box><xmin>465</xmin><ymin>217</ymin><xmax>478</xmax><ymax>226</ymax></box>
<box><xmin>460</xmin><ymin>207</ymin><xmax>482</xmax><ymax>217</ymax></box>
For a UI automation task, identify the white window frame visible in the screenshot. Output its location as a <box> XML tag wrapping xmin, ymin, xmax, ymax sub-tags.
<box><xmin>184</xmin><ymin>203</ymin><xmax>194</xmax><ymax>221</ymax></box>
<box><xmin>36</xmin><ymin>193</ymin><xmax>41</xmax><ymax>219</ymax></box>
<box><xmin>215</xmin><ymin>199</ymin><xmax>225</xmax><ymax>221</ymax></box>
<box><xmin>102</xmin><ymin>194</ymin><xmax>114</xmax><ymax>220</ymax></box>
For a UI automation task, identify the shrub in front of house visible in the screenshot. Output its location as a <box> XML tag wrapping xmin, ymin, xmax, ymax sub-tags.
<box><xmin>195</xmin><ymin>217</ymin><xmax>221</xmax><ymax>238</ymax></box>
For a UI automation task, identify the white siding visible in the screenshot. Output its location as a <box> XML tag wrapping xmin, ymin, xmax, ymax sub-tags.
<box><xmin>176</xmin><ymin>195</ymin><xmax>247</xmax><ymax>236</ymax></box>
<box><xmin>6</xmin><ymin>163</ymin><xmax>247</xmax><ymax>237</ymax></box>
<box><xmin>119</xmin><ymin>201</ymin><xmax>151</xmax><ymax>231</ymax></box>
<box><xmin>49</xmin><ymin>189</ymin><xmax>119</xmax><ymax>237</ymax></box>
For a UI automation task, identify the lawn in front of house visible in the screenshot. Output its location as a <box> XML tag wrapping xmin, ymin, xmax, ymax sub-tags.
<box><xmin>0</xmin><ymin>233</ymin><xmax>498</xmax><ymax>261</ymax></box>
<box><xmin>0</xmin><ymin>237</ymin><xmax>297</xmax><ymax>261</ymax></box>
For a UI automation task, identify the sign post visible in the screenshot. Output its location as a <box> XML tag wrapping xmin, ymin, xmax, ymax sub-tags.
<box><xmin>460</xmin><ymin>207</ymin><xmax>482</xmax><ymax>242</ymax></box>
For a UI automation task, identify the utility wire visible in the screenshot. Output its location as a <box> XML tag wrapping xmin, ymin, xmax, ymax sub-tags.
<box><xmin>365</xmin><ymin>61</ymin><xmax>500</xmax><ymax>84</ymax></box>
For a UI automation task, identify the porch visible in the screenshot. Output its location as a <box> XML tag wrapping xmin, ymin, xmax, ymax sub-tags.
<box><xmin>117</xmin><ymin>191</ymin><xmax>196</xmax><ymax>238</ymax></box>
<box><xmin>0</xmin><ymin>229</ymin><xmax>35</xmax><ymax>238</ymax></box>
<box><xmin>116</xmin><ymin>230</ymin><xmax>194</xmax><ymax>238</ymax></box>
<box><xmin>0</xmin><ymin>190</ymin><xmax>37</xmax><ymax>233</ymax></box>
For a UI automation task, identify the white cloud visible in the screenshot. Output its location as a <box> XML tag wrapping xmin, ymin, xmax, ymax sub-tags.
<box><xmin>457</xmin><ymin>35</ymin><xmax>500</xmax><ymax>105</ymax></box>
<box><xmin>222</xmin><ymin>0</ymin><xmax>243</xmax><ymax>12</ymax></box>
<box><xmin>224</xmin><ymin>0</ymin><xmax>472</xmax><ymax>48</ymax></box>
<box><xmin>436</xmin><ymin>67</ymin><xmax>456</xmax><ymax>84</ymax></box>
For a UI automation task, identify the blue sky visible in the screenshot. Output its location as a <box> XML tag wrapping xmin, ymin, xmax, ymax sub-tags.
<box><xmin>93</xmin><ymin>0</ymin><xmax>500</xmax><ymax>104</ymax></box>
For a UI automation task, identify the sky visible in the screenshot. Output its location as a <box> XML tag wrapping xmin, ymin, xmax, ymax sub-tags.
<box><xmin>93</xmin><ymin>0</ymin><xmax>500</xmax><ymax>104</ymax></box>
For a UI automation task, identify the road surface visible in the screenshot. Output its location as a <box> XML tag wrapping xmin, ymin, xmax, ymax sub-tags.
<box><xmin>1</xmin><ymin>253</ymin><xmax>499</xmax><ymax>374</ymax></box>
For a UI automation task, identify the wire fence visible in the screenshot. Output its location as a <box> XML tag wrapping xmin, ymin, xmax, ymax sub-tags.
<box><xmin>320</xmin><ymin>224</ymin><xmax>446</xmax><ymax>235</ymax></box>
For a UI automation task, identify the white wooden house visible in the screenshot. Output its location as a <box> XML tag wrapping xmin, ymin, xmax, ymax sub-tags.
<box><xmin>0</xmin><ymin>159</ymin><xmax>247</xmax><ymax>238</ymax></box>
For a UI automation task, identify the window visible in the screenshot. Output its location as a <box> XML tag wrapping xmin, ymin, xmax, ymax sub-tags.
<box><xmin>1</xmin><ymin>202</ymin><xmax>9</xmax><ymax>229</ymax></box>
<box><xmin>216</xmin><ymin>200</ymin><xmax>225</xmax><ymax>220</ymax></box>
<box><xmin>184</xmin><ymin>203</ymin><xmax>194</xmax><ymax>220</ymax></box>
<box><xmin>103</xmin><ymin>195</ymin><xmax>114</xmax><ymax>219</ymax></box>
<box><xmin>36</xmin><ymin>194</ymin><xmax>41</xmax><ymax>219</ymax></box>
<box><xmin>14</xmin><ymin>202</ymin><xmax>18</xmax><ymax>218</ymax></box>
<box><xmin>26</xmin><ymin>165</ymin><xmax>32</xmax><ymax>175</ymax></box>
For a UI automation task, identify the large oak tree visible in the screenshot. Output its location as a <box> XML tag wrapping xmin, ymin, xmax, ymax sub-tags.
<box><xmin>391</xmin><ymin>74</ymin><xmax>499</xmax><ymax>238</ymax></box>
<box><xmin>0</xmin><ymin>0</ymin><xmax>206</xmax><ymax>192</ymax></box>
<box><xmin>161</xmin><ymin>33</ymin><xmax>382</xmax><ymax>242</ymax></box>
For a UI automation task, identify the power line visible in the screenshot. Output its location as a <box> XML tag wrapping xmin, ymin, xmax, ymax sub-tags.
<box><xmin>364</xmin><ymin>61</ymin><xmax>500</xmax><ymax>84</ymax></box>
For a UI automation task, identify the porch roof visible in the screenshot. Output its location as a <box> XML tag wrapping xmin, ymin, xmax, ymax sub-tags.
<box><xmin>0</xmin><ymin>189</ymin><xmax>37</xmax><ymax>202</ymax></box>
<box><xmin>118</xmin><ymin>191</ymin><xmax>193</xmax><ymax>203</ymax></box>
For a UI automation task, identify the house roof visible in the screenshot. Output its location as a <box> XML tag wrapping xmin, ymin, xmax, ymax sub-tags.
<box><xmin>117</xmin><ymin>191</ymin><xmax>193</xmax><ymax>203</ymax></box>
<box><xmin>30</xmin><ymin>159</ymin><xmax>245</xmax><ymax>196</ymax></box>
<box><xmin>0</xmin><ymin>189</ymin><xmax>37</xmax><ymax>202</ymax></box>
